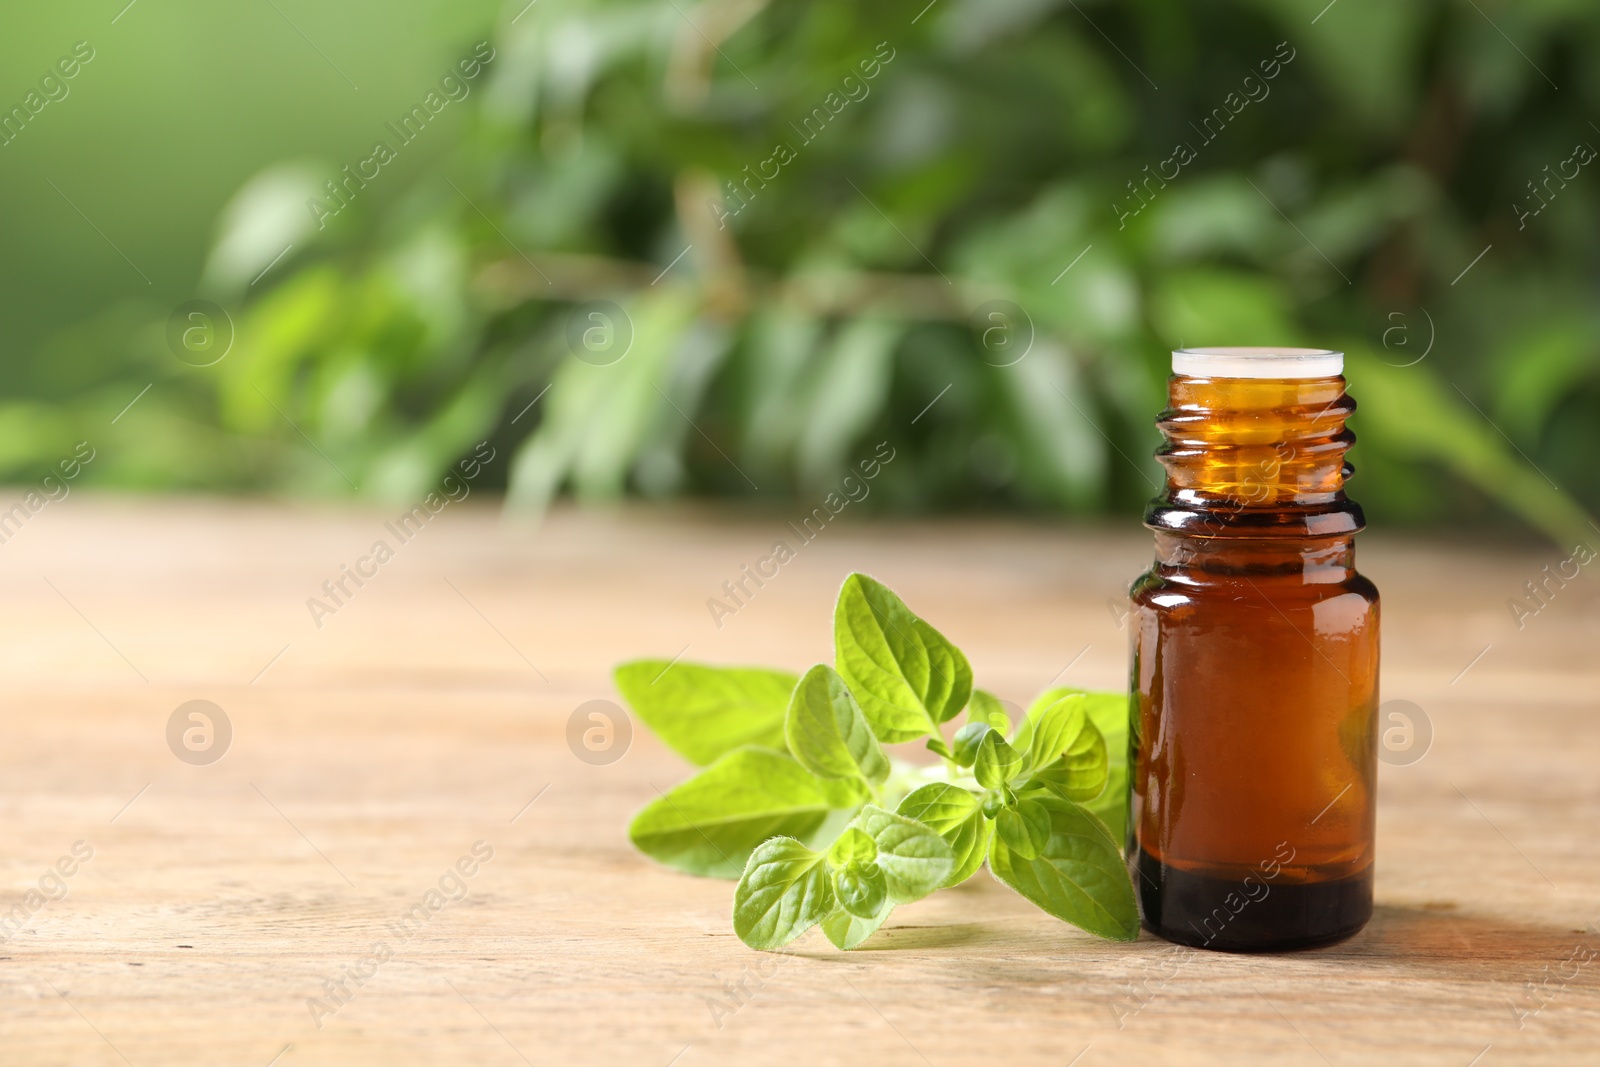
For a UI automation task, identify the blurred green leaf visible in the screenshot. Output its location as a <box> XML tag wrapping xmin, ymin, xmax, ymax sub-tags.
<box><xmin>9</xmin><ymin>0</ymin><xmax>1596</xmax><ymax>540</ymax></box>
<box><xmin>1346</xmin><ymin>347</ymin><xmax>1595</xmax><ymax>548</ymax></box>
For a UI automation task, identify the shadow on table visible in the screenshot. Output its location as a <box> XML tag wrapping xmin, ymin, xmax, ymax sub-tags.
<box><xmin>788</xmin><ymin>902</ymin><xmax>1596</xmax><ymax>970</ymax></box>
<box><xmin>1336</xmin><ymin>902</ymin><xmax>1595</xmax><ymax>973</ymax></box>
<box><xmin>849</xmin><ymin>923</ymin><xmax>994</xmax><ymax>952</ymax></box>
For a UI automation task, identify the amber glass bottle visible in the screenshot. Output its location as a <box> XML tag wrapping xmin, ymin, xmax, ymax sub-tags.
<box><xmin>1127</xmin><ymin>347</ymin><xmax>1378</xmax><ymax>952</ymax></box>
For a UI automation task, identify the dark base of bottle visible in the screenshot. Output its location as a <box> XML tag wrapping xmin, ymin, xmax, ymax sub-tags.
<box><xmin>1135</xmin><ymin>849</ymin><xmax>1372</xmax><ymax>952</ymax></box>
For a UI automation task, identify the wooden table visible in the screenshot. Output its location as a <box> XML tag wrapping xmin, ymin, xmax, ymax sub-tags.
<box><xmin>2</xmin><ymin>497</ymin><xmax>1596</xmax><ymax>1065</ymax></box>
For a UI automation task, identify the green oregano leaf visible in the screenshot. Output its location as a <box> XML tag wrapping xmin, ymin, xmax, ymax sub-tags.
<box><xmin>1029</xmin><ymin>734</ymin><xmax>1109</xmax><ymax>802</ymax></box>
<box><xmin>785</xmin><ymin>664</ymin><xmax>890</xmax><ymax>788</ymax></box>
<box><xmin>974</xmin><ymin>730</ymin><xmax>1024</xmax><ymax>790</ymax></box>
<box><xmin>850</xmin><ymin>804</ymin><xmax>954</xmax><ymax>902</ymax></box>
<box><xmin>987</xmin><ymin>796</ymin><xmax>1138</xmax><ymax>941</ymax></box>
<box><xmin>980</xmin><ymin>790</ymin><xmax>1004</xmax><ymax>820</ymax></box>
<box><xmin>994</xmin><ymin>797</ymin><xmax>1051</xmax><ymax>860</ymax></box>
<box><xmin>813</xmin><ymin>804</ymin><xmax>957</xmax><ymax>950</ymax></box>
<box><xmin>968</xmin><ymin>689</ymin><xmax>1011</xmax><ymax>732</ymax></box>
<box><xmin>833</xmin><ymin>573</ymin><xmax>973</xmax><ymax>743</ymax></box>
<box><xmin>1015</xmin><ymin>693</ymin><xmax>1109</xmax><ymax>801</ymax></box>
<box><xmin>1013</xmin><ymin>693</ymin><xmax>1083</xmax><ymax>770</ymax></box>
<box><xmin>628</xmin><ymin>748</ymin><xmax>866</xmax><ymax>878</ymax></box>
<box><xmin>897</xmin><ymin>783</ymin><xmax>990</xmax><ymax>887</ymax></box>
<box><xmin>615</xmin><ymin>660</ymin><xmax>796</xmax><ymax>766</ymax></box>
<box><xmin>1026</xmin><ymin>687</ymin><xmax>1131</xmax><ymax>840</ymax></box>
<box><xmin>951</xmin><ymin>721</ymin><xmax>992</xmax><ymax>769</ymax></box>
<box><xmin>827</xmin><ymin>827</ymin><xmax>877</xmax><ymax>867</ymax></box>
<box><xmin>834</xmin><ymin>861</ymin><xmax>888</xmax><ymax>919</ymax></box>
<box><xmin>820</xmin><ymin>905</ymin><xmax>890</xmax><ymax>950</ymax></box>
<box><xmin>733</xmin><ymin>838</ymin><xmax>834</xmax><ymax>950</ymax></box>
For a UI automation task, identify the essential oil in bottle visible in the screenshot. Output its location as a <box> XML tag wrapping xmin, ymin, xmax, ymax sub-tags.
<box><xmin>1127</xmin><ymin>347</ymin><xmax>1378</xmax><ymax>952</ymax></box>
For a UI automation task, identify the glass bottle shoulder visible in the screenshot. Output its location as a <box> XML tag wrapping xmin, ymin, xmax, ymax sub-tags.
<box><xmin>1129</xmin><ymin>554</ymin><xmax>1379</xmax><ymax>612</ymax></box>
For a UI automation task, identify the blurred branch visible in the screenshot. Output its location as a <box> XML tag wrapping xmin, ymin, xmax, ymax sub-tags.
<box><xmin>474</xmin><ymin>254</ymin><xmax>983</xmax><ymax>322</ymax></box>
<box><xmin>665</xmin><ymin>0</ymin><xmax>770</xmax><ymax>110</ymax></box>
<box><xmin>675</xmin><ymin>169</ymin><xmax>749</xmax><ymax>321</ymax></box>
<box><xmin>476</xmin><ymin>251</ymin><xmax>661</xmax><ymax>302</ymax></box>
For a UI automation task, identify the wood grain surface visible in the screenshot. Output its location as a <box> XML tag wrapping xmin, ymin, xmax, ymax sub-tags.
<box><xmin>1</xmin><ymin>497</ymin><xmax>1597</xmax><ymax>1065</ymax></box>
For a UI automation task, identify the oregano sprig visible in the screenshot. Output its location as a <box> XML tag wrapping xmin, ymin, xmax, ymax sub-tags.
<box><xmin>620</xmin><ymin>572</ymin><xmax>1139</xmax><ymax>949</ymax></box>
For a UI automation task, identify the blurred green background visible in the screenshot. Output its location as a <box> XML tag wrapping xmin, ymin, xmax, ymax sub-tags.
<box><xmin>3</xmin><ymin>0</ymin><xmax>1597</xmax><ymax>544</ymax></box>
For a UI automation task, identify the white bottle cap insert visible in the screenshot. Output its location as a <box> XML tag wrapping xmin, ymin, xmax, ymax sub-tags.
<box><xmin>1172</xmin><ymin>347</ymin><xmax>1343</xmax><ymax>379</ymax></box>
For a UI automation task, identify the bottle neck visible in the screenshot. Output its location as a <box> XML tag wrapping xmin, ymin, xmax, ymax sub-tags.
<box><xmin>1144</xmin><ymin>373</ymin><xmax>1365</xmax><ymax>539</ymax></box>
<box><xmin>1152</xmin><ymin>531</ymin><xmax>1356</xmax><ymax>580</ymax></box>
